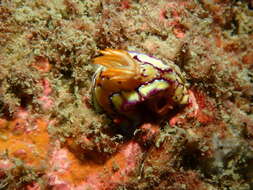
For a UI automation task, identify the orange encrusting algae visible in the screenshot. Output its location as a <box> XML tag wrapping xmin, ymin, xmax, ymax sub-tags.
<box><xmin>48</xmin><ymin>140</ymin><xmax>142</xmax><ymax>189</ymax></box>
<box><xmin>0</xmin><ymin>117</ymin><xmax>50</xmax><ymax>168</ymax></box>
<box><xmin>60</xmin><ymin>148</ymin><xmax>127</xmax><ymax>185</ymax></box>
<box><xmin>57</xmin><ymin>142</ymin><xmax>141</xmax><ymax>186</ymax></box>
<box><xmin>0</xmin><ymin>112</ymin><xmax>142</xmax><ymax>189</ymax></box>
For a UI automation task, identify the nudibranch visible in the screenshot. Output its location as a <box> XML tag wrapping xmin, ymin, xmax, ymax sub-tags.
<box><xmin>91</xmin><ymin>49</ymin><xmax>189</xmax><ymax>126</ymax></box>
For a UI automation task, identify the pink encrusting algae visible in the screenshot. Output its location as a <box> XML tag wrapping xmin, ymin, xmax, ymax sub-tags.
<box><xmin>0</xmin><ymin>0</ymin><xmax>253</xmax><ymax>189</ymax></box>
<box><xmin>38</xmin><ymin>79</ymin><xmax>54</xmax><ymax>110</ymax></box>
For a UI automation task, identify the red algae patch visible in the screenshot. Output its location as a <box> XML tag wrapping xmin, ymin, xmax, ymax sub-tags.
<box><xmin>242</xmin><ymin>51</ymin><xmax>253</xmax><ymax>66</ymax></box>
<box><xmin>169</xmin><ymin>90</ymin><xmax>215</xmax><ymax>126</ymax></box>
<box><xmin>31</xmin><ymin>56</ymin><xmax>51</xmax><ymax>73</ymax></box>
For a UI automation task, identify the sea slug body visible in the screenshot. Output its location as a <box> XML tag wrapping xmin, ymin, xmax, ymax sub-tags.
<box><xmin>91</xmin><ymin>49</ymin><xmax>189</xmax><ymax>126</ymax></box>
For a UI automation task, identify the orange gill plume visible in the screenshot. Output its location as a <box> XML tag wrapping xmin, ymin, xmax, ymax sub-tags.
<box><xmin>93</xmin><ymin>49</ymin><xmax>140</xmax><ymax>82</ymax></box>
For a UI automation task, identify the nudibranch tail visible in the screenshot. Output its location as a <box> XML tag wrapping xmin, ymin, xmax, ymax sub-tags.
<box><xmin>93</xmin><ymin>49</ymin><xmax>140</xmax><ymax>82</ymax></box>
